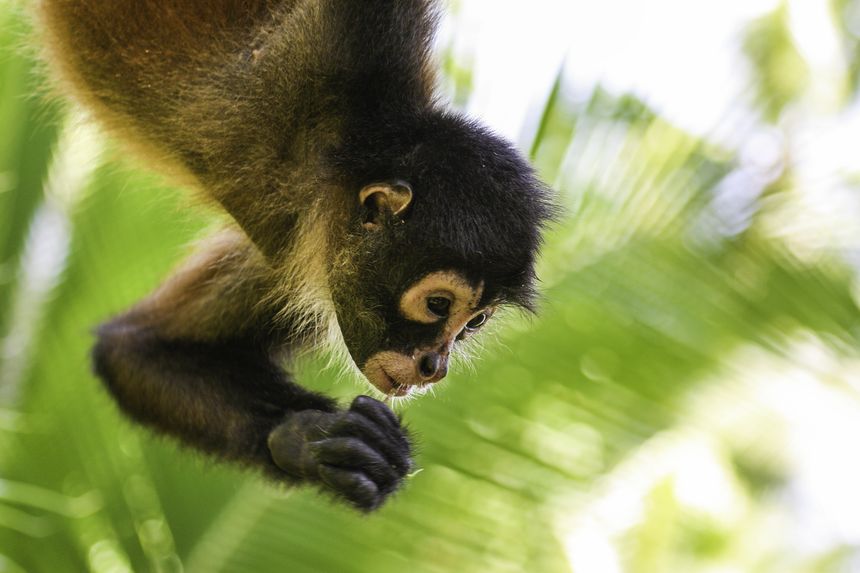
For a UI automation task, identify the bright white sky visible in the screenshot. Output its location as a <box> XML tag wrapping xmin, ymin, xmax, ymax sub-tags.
<box><xmin>447</xmin><ymin>0</ymin><xmax>834</xmax><ymax>140</ymax></box>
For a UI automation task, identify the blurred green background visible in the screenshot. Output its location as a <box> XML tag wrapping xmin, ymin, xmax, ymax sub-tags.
<box><xmin>3</xmin><ymin>0</ymin><xmax>860</xmax><ymax>571</ymax></box>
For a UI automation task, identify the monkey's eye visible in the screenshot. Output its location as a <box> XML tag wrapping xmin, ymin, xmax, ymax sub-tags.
<box><xmin>426</xmin><ymin>296</ymin><xmax>451</xmax><ymax>318</ymax></box>
<box><xmin>465</xmin><ymin>312</ymin><xmax>488</xmax><ymax>331</ymax></box>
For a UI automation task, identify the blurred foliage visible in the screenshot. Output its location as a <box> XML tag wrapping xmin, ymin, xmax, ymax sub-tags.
<box><xmin>3</xmin><ymin>1</ymin><xmax>860</xmax><ymax>572</ymax></box>
<box><xmin>834</xmin><ymin>0</ymin><xmax>860</xmax><ymax>94</ymax></box>
<box><xmin>743</xmin><ymin>3</ymin><xmax>810</xmax><ymax>122</ymax></box>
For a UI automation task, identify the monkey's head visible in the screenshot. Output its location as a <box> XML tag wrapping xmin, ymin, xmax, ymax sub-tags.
<box><xmin>328</xmin><ymin>111</ymin><xmax>556</xmax><ymax>398</ymax></box>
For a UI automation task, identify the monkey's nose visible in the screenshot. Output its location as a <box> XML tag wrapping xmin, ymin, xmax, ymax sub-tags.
<box><xmin>417</xmin><ymin>351</ymin><xmax>448</xmax><ymax>383</ymax></box>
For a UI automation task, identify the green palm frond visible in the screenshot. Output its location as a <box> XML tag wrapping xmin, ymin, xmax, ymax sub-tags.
<box><xmin>2</xmin><ymin>2</ymin><xmax>860</xmax><ymax>572</ymax></box>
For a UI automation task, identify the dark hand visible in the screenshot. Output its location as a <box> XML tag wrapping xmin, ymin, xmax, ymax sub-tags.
<box><xmin>268</xmin><ymin>395</ymin><xmax>413</xmax><ymax>512</ymax></box>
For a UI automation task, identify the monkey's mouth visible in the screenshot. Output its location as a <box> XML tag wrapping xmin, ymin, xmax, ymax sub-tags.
<box><xmin>361</xmin><ymin>351</ymin><xmax>418</xmax><ymax>398</ymax></box>
<box><xmin>379</xmin><ymin>369</ymin><xmax>412</xmax><ymax>397</ymax></box>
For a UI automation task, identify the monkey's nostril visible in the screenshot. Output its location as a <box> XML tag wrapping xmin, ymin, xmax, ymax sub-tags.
<box><xmin>418</xmin><ymin>352</ymin><xmax>441</xmax><ymax>380</ymax></box>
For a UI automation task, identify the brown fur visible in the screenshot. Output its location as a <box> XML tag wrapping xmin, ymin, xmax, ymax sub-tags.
<box><xmin>37</xmin><ymin>0</ymin><xmax>350</xmax><ymax>257</ymax></box>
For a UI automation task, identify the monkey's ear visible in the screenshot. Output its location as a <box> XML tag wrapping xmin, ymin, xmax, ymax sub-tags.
<box><xmin>359</xmin><ymin>181</ymin><xmax>413</xmax><ymax>231</ymax></box>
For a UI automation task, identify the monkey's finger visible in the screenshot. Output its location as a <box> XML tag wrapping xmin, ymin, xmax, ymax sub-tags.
<box><xmin>309</xmin><ymin>438</ymin><xmax>399</xmax><ymax>488</ymax></box>
<box><xmin>268</xmin><ymin>423</ymin><xmax>316</xmax><ymax>479</ymax></box>
<box><xmin>318</xmin><ymin>465</ymin><xmax>381</xmax><ymax>512</ymax></box>
<box><xmin>350</xmin><ymin>395</ymin><xmax>403</xmax><ymax>435</ymax></box>
<box><xmin>329</xmin><ymin>412</ymin><xmax>412</xmax><ymax>474</ymax></box>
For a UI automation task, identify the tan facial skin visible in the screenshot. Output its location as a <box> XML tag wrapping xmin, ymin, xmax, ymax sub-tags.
<box><xmin>361</xmin><ymin>270</ymin><xmax>494</xmax><ymax>397</ymax></box>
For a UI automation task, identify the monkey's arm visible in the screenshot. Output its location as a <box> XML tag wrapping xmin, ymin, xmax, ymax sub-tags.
<box><xmin>92</xmin><ymin>231</ymin><xmax>411</xmax><ymax>511</ymax></box>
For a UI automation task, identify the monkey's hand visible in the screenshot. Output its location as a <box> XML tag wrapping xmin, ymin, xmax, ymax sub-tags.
<box><xmin>267</xmin><ymin>396</ymin><xmax>413</xmax><ymax>512</ymax></box>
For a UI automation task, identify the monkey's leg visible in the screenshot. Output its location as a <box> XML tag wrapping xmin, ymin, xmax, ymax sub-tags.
<box><xmin>92</xmin><ymin>230</ymin><xmax>411</xmax><ymax>511</ymax></box>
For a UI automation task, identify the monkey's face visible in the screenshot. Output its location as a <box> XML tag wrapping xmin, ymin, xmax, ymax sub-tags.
<box><xmin>359</xmin><ymin>270</ymin><xmax>495</xmax><ymax>397</ymax></box>
<box><xmin>331</xmin><ymin>181</ymin><xmax>503</xmax><ymax>397</ymax></box>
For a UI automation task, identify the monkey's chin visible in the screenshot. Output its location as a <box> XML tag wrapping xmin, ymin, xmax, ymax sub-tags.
<box><xmin>361</xmin><ymin>351</ymin><xmax>417</xmax><ymax>398</ymax></box>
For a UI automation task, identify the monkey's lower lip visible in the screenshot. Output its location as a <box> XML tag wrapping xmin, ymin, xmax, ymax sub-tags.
<box><xmin>380</xmin><ymin>370</ymin><xmax>411</xmax><ymax>397</ymax></box>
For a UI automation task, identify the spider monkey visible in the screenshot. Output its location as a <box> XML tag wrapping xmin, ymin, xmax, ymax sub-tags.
<box><xmin>37</xmin><ymin>0</ymin><xmax>555</xmax><ymax>511</ymax></box>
